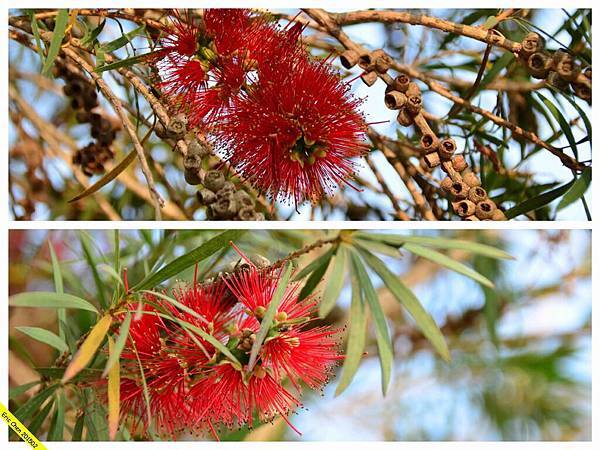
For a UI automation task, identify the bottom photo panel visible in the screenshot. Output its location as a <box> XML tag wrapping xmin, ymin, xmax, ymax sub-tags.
<box><xmin>7</xmin><ymin>229</ymin><xmax>591</xmax><ymax>442</ymax></box>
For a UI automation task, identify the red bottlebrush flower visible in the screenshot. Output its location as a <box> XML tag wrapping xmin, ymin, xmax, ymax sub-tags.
<box><xmin>216</xmin><ymin>56</ymin><xmax>368</xmax><ymax>205</ymax></box>
<box><xmin>154</xmin><ymin>10</ymin><xmax>201</xmax><ymax>60</ymax></box>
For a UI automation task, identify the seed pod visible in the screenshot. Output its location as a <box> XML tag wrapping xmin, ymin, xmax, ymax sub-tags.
<box><xmin>467</xmin><ymin>186</ymin><xmax>487</xmax><ymax>203</ymax></box>
<box><xmin>555</xmin><ymin>53</ymin><xmax>579</xmax><ymax>81</ymax></box>
<box><xmin>360</xmin><ymin>71</ymin><xmax>378</xmax><ymax>87</ymax></box>
<box><xmin>452</xmin><ymin>155</ymin><xmax>468</xmax><ymax>172</ymax></box>
<box><xmin>438</xmin><ymin>138</ymin><xmax>457</xmax><ymax>160</ymax></box>
<box><xmin>234</xmin><ymin>190</ymin><xmax>255</xmax><ymax>209</ymax></box>
<box><xmin>65</xmin><ymin>79</ymin><xmax>86</xmax><ymax>97</ymax></box>
<box><xmin>211</xmin><ymin>194</ymin><xmax>237</xmax><ymax>219</ymax></box>
<box><xmin>440</xmin><ymin>176</ymin><xmax>454</xmax><ymax>192</ymax></box>
<box><xmin>547</xmin><ymin>71</ymin><xmax>569</xmax><ymax>90</ymax></box>
<box><xmin>238</xmin><ymin>206</ymin><xmax>257</xmax><ymax>221</ymax></box>
<box><xmin>97</xmin><ymin>129</ymin><xmax>116</xmax><ymax>146</ymax></box>
<box><xmin>424</xmin><ymin>151</ymin><xmax>441</xmax><ymax>169</ymax></box>
<box><xmin>217</xmin><ymin>181</ymin><xmax>236</xmax><ymax>198</ymax></box>
<box><xmin>167</xmin><ymin>113</ymin><xmax>188</xmax><ymax>138</ymax></box>
<box><xmin>75</xmin><ymin>111</ymin><xmax>90</xmax><ymax>123</ymax></box>
<box><xmin>203</xmin><ymin>170</ymin><xmax>225</xmax><ymax>192</ymax></box>
<box><xmin>420</xmin><ymin>134</ymin><xmax>439</xmax><ymax>153</ymax></box>
<box><xmin>393</xmin><ymin>74</ymin><xmax>411</xmax><ymax>92</ymax></box>
<box><xmin>183</xmin><ymin>153</ymin><xmax>203</xmax><ymax>185</ymax></box>
<box><xmin>406</xmin><ymin>94</ymin><xmax>422</xmax><ymax>115</ymax></box>
<box><xmin>197</xmin><ymin>188</ymin><xmax>216</xmax><ymax>205</ymax></box>
<box><xmin>70</xmin><ymin>97</ymin><xmax>84</xmax><ymax>110</ymax></box>
<box><xmin>475</xmin><ymin>199</ymin><xmax>497</xmax><ymax>220</ymax></box>
<box><xmin>492</xmin><ymin>209</ymin><xmax>507</xmax><ymax>221</ymax></box>
<box><xmin>340</xmin><ymin>50</ymin><xmax>360</xmax><ymax>69</ymax></box>
<box><xmin>453</xmin><ymin>199</ymin><xmax>476</xmax><ymax>217</ymax></box>
<box><xmin>527</xmin><ymin>52</ymin><xmax>552</xmax><ymax>79</ymax></box>
<box><xmin>449</xmin><ymin>181</ymin><xmax>470</xmax><ymax>199</ymax></box>
<box><xmin>83</xmin><ymin>89</ymin><xmax>98</xmax><ymax>111</ymax></box>
<box><xmin>396</xmin><ymin>108</ymin><xmax>413</xmax><ymax>127</ymax></box>
<box><xmin>463</xmin><ymin>171</ymin><xmax>481</xmax><ymax>187</ymax></box>
<box><xmin>572</xmin><ymin>82</ymin><xmax>591</xmax><ymax>102</ymax></box>
<box><xmin>521</xmin><ymin>32</ymin><xmax>545</xmax><ymax>57</ymax></box>
<box><xmin>187</xmin><ymin>137</ymin><xmax>211</xmax><ymax>158</ymax></box>
<box><xmin>406</xmin><ymin>82</ymin><xmax>421</xmax><ymax>96</ymax></box>
<box><xmin>375</xmin><ymin>53</ymin><xmax>393</xmax><ymax>74</ymax></box>
<box><xmin>464</xmin><ymin>215</ymin><xmax>480</xmax><ymax>221</ymax></box>
<box><xmin>384</xmin><ymin>91</ymin><xmax>407</xmax><ymax>110</ymax></box>
<box><xmin>358</xmin><ymin>52</ymin><xmax>375</xmax><ymax>71</ymax></box>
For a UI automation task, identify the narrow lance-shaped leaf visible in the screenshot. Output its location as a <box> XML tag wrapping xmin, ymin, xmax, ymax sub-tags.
<box><xmin>9</xmin><ymin>292</ymin><xmax>98</xmax><ymax>313</ymax></box>
<box><xmin>9</xmin><ymin>381</ymin><xmax>41</xmax><ymax>400</ymax></box>
<box><xmin>402</xmin><ymin>243</ymin><xmax>495</xmax><ymax>288</ymax></box>
<box><xmin>107</xmin><ymin>336</ymin><xmax>121</xmax><ymax>441</ymax></box>
<box><xmin>72</xmin><ymin>411</ymin><xmax>85</xmax><ymax>441</ymax></box>
<box><xmin>15</xmin><ymin>326</ymin><xmax>68</xmax><ymax>353</ymax></box>
<box><xmin>133</xmin><ymin>230</ymin><xmax>246</xmax><ymax>291</ymax></box>
<box><xmin>359</xmin><ymin>248</ymin><xmax>450</xmax><ymax>362</ymax></box>
<box><xmin>557</xmin><ymin>167</ymin><xmax>592</xmax><ymax>211</ymax></box>
<box><xmin>299</xmin><ymin>252</ymin><xmax>332</xmax><ymax>300</ymax></box>
<box><xmin>247</xmin><ymin>263</ymin><xmax>293</xmax><ymax>372</ymax></box>
<box><xmin>349</xmin><ymin>250</ymin><xmax>393</xmax><ymax>395</ymax></box>
<box><xmin>27</xmin><ymin>397</ymin><xmax>55</xmax><ymax>435</ymax></box>
<box><xmin>102</xmin><ymin>312</ymin><xmax>131</xmax><ymax>377</ymax></box>
<box><xmin>14</xmin><ymin>384</ymin><xmax>59</xmax><ymax>424</ymax></box>
<box><xmin>41</xmin><ymin>9</ymin><xmax>69</xmax><ymax>76</ymax></box>
<box><xmin>335</xmin><ymin>264</ymin><xmax>367</xmax><ymax>396</ymax></box>
<box><xmin>47</xmin><ymin>392</ymin><xmax>65</xmax><ymax>441</ymax></box>
<box><xmin>293</xmin><ymin>247</ymin><xmax>335</xmax><ymax>281</ymax></box>
<box><xmin>505</xmin><ymin>179</ymin><xmax>575</xmax><ymax>219</ymax></box>
<box><xmin>355</xmin><ymin>232</ymin><xmax>513</xmax><ymax>260</ymax></box>
<box><xmin>48</xmin><ymin>240</ymin><xmax>66</xmax><ymax>341</ymax></box>
<box><xmin>319</xmin><ymin>246</ymin><xmax>347</xmax><ymax>318</ymax></box>
<box><xmin>63</xmin><ymin>314</ymin><xmax>112</xmax><ymax>383</ymax></box>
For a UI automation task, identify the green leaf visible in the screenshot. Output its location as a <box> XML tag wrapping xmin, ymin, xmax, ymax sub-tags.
<box><xmin>299</xmin><ymin>253</ymin><xmax>332</xmax><ymax>300</ymax></box>
<box><xmin>335</xmin><ymin>265</ymin><xmax>367</xmax><ymax>396</ymax></box>
<box><xmin>319</xmin><ymin>246</ymin><xmax>347</xmax><ymax>318</ymax></box>
<box><xmin>349</xmin><ymin>250</ymin><xmax>393</xmax><ymax>395</ymax></box>
<box><xmin>556</xmin><ymin>168</ymin><xmax>592</xmax><ymax>211</ymax></box>
<box><xmin>72</xmin><ymin>411</ymin><xmax>85</xmax><ymax>441</ymax></box>
<box><xmin>248</xmin><ymin>263</ymin><xmax>293</xmax><ymax>372</ymax></box>
<box><xmin>25</xmin><ymin>10</ymin><xmax>46</xmax><ymax>64</ymax></box>
<box><xmin>14</xmin><ymin>384</ymin><xmax>59</xmax><ymax>423</ymax></box>
<box><xmin>482</xmin><ymin>16</ymin><xmax>499</xmax><ymax>30</ymax></box>
<box><xmin>403</xmin><ymin>243</ymin><xmax>494</xmax><ymax>288</ymax></box>
<box><xmin>292</xmin><ymin>247</ymin><xmax>335</xmax><ymax>281</ymax></box>
<box><xmin>102</xmin><ymin>312</ymin><xmax>131</xmax><ymax>378</ymax></box>
<box><xmin>47</xmin><ymin>392</ymin><xmax>65</xmax><ymax>441</ymax></box>
<box><xmin>27</xmin><ymin>396</ymin><xmax>55</xmax><ymax>435</ymax></box>
<box><xmin>9</xmin><ymin>292</ymin><xmax>98</xmax><ymax>313</ymax></box>
<box><xmin>9</xmin><ymin>381</ymin><xmax>41</xmax><ymax>400</ymax></box>
<box><xmin>15</xmin><ymin>326</ymin><xmax>68</xmax><ymax>353</ymax></box>
<box><xmin>479</xmin><ymin>52</ymin><xmax>513</xmax><ymax>90</ymax></box>
<box><xmin>536</xmin><ymin>92</ymin><xmax>580</xmax><ymax>159</ymax></box>
<box><xmin>95</xmin><ymin>53</ymin><xmax>147</xmax><ymax>73</ymax></box>
<box><xmin>80</xmin><ymin>233</ymin><xmax>109</xmax><ymax>309</ymax></box>
<box><xmin>133</xmin><ymin>230</ymin><xmax>246</xmax><ymax>291</ymax></box>
<box><xmin>355</xmin><ymin>232</ymin><xmax>513</xmax><ymax>260</ymax></box>
<box><xmin>35</xmin><ymin>367</ymin><xmax>102</xmax><ymax>381</ymax></box>
<box><xmin>505</xmin><ymin>180</ymin><xmax>575</xmax><ymax>219</ymax></box>
<box><xmin>41</xmin><ymin>9</ymin><xmax>69</xmax><ymax>76</ymax></box>
<box><xmin>80</xmin><ymin>18</ymin><xmax>106</xmax><ymax>48</ymax></box>
<box><xmin>359</xmin><ymin>248</ymin><xmax>450</xmax><ymax>362</ymax></box>
<box><xmin>100</xmin><ymin>24</ymin><xmax>145</xmax><ymax>53</ymax></box>
<box><xmin>48</xmin><ymin>240</ymin><xmax>66</xmax><ymax>341</ymax></box>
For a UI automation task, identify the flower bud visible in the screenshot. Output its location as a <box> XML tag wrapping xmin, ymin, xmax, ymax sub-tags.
<box><xmin>254</xmin><ymin>306</ymin><xmax>266</xmax><ymax>319</ymax></box>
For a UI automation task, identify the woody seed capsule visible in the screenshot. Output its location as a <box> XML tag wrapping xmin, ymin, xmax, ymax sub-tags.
<box><xmin>375</xmin><ymin>53</ymin><xmax>393</xmax><ymax>74</ymax></box>
<box><xmin>384</xmin><ymin>91</ymin><xmax>407</xmax><ymax>110</ymax></box>
<box><xmin>453</xmin><ymin>199</ymin><xmax>476</xmax><ymax>217</ymax></box>
<box><xmin>396</xmin><ymin>108</ymin><xmax>414</xmax><ymax>127</ymax></box>
<box><xmin>438</xmin><ymin>138</ymin><xmax>457</xmax><ymax>160</ymax></box>
<box><xmin>393</xmin><ymin>74</ymin><xmax>411</xmax><ymax>92</ymax></box>
<box><xmin>463</xmin><ymin>171</ymin><xmax>481</xmax><ymax>187</ymax></box>
<box><xmin>475</xmin><ymin>199</ymin><xmax>497</xmax><ymax>220</ymax></box>
<box><xmin>424</xmin><ymin>151</ymin><xmax>441</xmax><ymax>168</ymax></box>
<box><xmin>450</xmin><ymin>181</ymin><xmax>470</xmax><ymax>199</ymax></box>
<box><xmin>468</xmin><ymin>186</ymin><xmax>488</xmax><ymax>203</ymax></box>
<box><xmin>406</xmin><ymin>94</ymin><xmax>423</xmax><ymax>115</ymax></box>
<box><xmin>360</xmin><ymin>71</ymin><xmax>378</xmax><ymax>87</ymax></box>
<box><xmin>203</xmin><ymin>170</ymin><xmax>225</xmax><ymax>192</ymax></box>
<box><xmin>340</xmin><ymin>50</ymin><xmax>360</xmax><ymax>69</ymax></box>
<box><xmin>492</xmin><ymin>209</ymin><xmax>507</xmax><ymax>221</ymax></box>
<box><xmin>452</xmin><ymin>155</ymin><xmax>468</xmax><ymax>172</ymax></box>
<box><xmin>527</xmin><ymin>52</ymin><xmax>552</xmax><ymax>79</ymax></box>
<box><xmin>440</xmin><ymin>176</ymin><xmax>454</xmax><ymax>192</ymax></box>
<box><xmin>521</xmin><ymin>32</ymin><xmax>546</xmax><ymax>57</ymax></box>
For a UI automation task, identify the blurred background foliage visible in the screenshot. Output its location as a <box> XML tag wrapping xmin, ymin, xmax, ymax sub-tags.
<box><xmin>8</xmin><ymin>8</ymin><xmax>592</xmax><ymax>221</ymax></box>
<box><xmin>8</xmin><ymin>229</ymin><xmax>591</xmax><ymax>440</ymax></box>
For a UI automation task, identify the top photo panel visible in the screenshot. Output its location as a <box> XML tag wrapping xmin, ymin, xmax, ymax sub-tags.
<box><xmin>8</xmin><ymin>8</ymin><xmax>592</xmax><ymax>221</ymax></box>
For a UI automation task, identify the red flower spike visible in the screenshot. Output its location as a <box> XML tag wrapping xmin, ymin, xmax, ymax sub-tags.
<box><xmin>217</xmin><ymin>56</ymin><xmax>368</xmax><ymax>205</ymax></box>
